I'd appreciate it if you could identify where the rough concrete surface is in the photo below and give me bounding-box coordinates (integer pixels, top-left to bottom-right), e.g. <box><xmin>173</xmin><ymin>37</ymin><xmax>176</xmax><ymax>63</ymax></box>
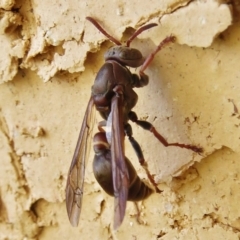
<box><xmin>0</xmin><ymin>0</ymin><xmax>239</xmax><ymax>239</ymax></box>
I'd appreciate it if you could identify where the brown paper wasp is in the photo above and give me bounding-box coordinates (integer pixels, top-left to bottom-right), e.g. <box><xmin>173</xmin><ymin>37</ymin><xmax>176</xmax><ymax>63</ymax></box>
<box><xmin>66</xmin><ymin>17</ymin><xmax>202</xmax><ymax>230</ymax></box>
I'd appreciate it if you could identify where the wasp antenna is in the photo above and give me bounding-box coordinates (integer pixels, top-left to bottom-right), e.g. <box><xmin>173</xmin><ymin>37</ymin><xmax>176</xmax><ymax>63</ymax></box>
<box><xmin>126</xmin><ymin>23</ymin><xmax>157</xmax><ymax>47</ymax></box>
<box><xmin>86</xmin><ymin>17</ymin><xmax>122</xmax><ymax>46</ymax></box>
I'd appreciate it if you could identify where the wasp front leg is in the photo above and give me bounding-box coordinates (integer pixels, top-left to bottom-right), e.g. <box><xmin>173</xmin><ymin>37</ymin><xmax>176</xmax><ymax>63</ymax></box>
<box><xmin>132</xmin><ymin>36</ymin><xmax>176</xmax><ymax>89</ymax></box>
<box><xmin>139</xmin><ymin>36</ymin><xmax>176</xmax><ymax>74</ymax></box>
<box><xmin>132</xmin><ymin>73</ymin><xmax>149</xmax><ymax>88</ymax></box>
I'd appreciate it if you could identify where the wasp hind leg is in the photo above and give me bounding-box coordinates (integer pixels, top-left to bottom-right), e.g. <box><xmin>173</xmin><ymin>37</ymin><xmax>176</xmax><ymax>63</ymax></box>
<box><xmin>124</xmin><ymin>123</ymin><xmax>162</xmax><ymax>194</ymax></box>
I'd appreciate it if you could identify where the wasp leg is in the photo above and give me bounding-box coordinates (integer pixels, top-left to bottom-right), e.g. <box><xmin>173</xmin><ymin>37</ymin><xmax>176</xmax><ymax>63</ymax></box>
<box><xmin>128</xmin><ymin>111</ymin><xmax>203</xmax><ymax>153</ymax></box>
<box><xmin>133</xmin><ymin>202</ymin><xmax>144</xmax><ymax>225</ymax></box>
<box><xmin>139</xmin><ymin>36</ymin><xmax>175</xmax><ymax>74</ymax></box>
<box><xmin>131</xmin><ymin>36</ymin><xmax>175</xmax><ymax>89</ymax></box>
<box><xmin>124</xmin><ymin>123</ymin><xmax>162</xmax><ymax>193</ymax></box>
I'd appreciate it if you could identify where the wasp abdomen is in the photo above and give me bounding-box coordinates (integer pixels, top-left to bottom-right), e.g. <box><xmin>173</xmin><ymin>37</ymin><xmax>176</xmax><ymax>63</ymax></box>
<box><xmin>93</xmin><ymin>132</ymin><xmax>153</xmax><ymax>201</ymax></box>
<box><xmin>127</xmin><ymin>157</ymin><xmax>153</xmax><ymax>201</ymax></box>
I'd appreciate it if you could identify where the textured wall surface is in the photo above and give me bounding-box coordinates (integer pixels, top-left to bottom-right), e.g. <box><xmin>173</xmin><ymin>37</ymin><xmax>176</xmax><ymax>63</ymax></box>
<box><xmin>0</xmin><ymin>0</ymin><xmax>239</xmax><ymax>239</ymax></box>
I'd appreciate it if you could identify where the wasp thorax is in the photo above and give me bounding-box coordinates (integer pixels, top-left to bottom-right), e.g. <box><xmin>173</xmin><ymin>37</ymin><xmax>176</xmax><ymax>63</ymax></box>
<box><xmin>104</xmin><ymin>46</ymin><xmax>144</xmax><ymax>68</ymax></box>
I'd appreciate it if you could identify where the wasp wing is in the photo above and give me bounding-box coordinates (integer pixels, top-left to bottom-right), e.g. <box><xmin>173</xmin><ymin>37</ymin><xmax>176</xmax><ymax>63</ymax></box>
<box><xmin>66</xmin><ymin>96</ymin><xmax>95</xmax><ymax>227</ymax></box>
<box><xmin>108</xmin><ymin>94</ymin><xmax>129</xmax><ymax>230</ymax></box>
